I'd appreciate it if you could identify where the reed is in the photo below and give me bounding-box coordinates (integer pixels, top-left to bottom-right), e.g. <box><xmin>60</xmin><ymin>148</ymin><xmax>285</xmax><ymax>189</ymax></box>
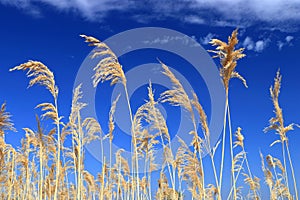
<box><xmin>0</xmin><ymin>29</ymin><xmax>298</xmax><ymax>200</ymax></box>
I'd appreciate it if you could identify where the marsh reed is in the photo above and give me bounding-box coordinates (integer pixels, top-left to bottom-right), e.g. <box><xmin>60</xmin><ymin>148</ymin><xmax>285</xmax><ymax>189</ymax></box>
<box><xmin>0</xmin><ymin>29</ymin><xmax>297</xmax><ymax>200</ymax></box>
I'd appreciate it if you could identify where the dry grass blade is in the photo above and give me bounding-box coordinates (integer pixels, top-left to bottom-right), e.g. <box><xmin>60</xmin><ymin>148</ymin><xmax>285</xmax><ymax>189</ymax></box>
<box><xmin>243</xmin><ymin>173</ymin><xmax>260</xmax><ymax>193</ymax></box>
<box><xmin>69</xmin><ymin>84</ymin><xmax>87</xmax><ymax>125</ymax></box>
<box><xmin>233</xmin><ymin>151</ymin><xmax>245</xmax><ymax>173</ymax></box>
<box><xmin>176</xmin><ymin>137</ymin><xmax>204</xmax><ymax>199</ymax></box>
<box><xmin>10</xmin><ymin>60</ymin><xmax>57</xmax><ymax>98</ymax></box>
<box><xmin>148</xmin><ymin>82</ymin><xmax>170</xmax><ymax>142</ymax></box>
<box><xmin>133</xmin><ymin>97</ymin><xmax>169</xmax><ymax>144</ymax></box>
<box><xmin>116</xmin><ymin>149</ymin><xmax>130</xmax><ymax>176</ymax></box>
<box><xmin>80</xmin><ymin>34</ymin><xmax>126</xmax><ymax>87</ymax></box>
<box><xmin>109</xmin><ymin>94</ymin><xmax>120</xmax><ymax>142</ymax></box>
<box><xmin>82</xmin><ymin>118</ymin><xmax>101</xmax><ymax>145</ymax></box>
<box><xmin>36</xmin><ymin>103</ymin><xmax>58</xmax><ymax>122</ymax></box>
<box><xmin>191</xmin><ymin>92</ymin><xmax>209</xmax><ymax>140</ymax></box>
<box><xmin>260</xmin><ymin>152</ymin><xmax>274</xmax><ymax>188</ymax></box>
<box><xmin>83</xmin><ymin>170</ymin><xmax>96</xmax><ymax>194</ymax></box>
<box><xmin>0</xmin><ymin>103</ymin><xmax>16</xmax><ymax>137</ymax></box>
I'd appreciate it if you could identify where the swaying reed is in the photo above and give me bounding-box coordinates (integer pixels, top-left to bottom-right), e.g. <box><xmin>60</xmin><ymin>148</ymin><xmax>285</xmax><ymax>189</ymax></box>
<box><xmin>264</xmin><ymin>70</ymin><xmax>298</xmax><ymax>199</ymax></box>
<box><xmin>159</xmin><ymin>61</ymin><xmax>206</xmax><ymax>195</ymax></box>
<box><xmin>209</xmin><ymin>29</ymin><xmax>247</xmax><ymax>198</ymax></box>
<box><xmin>10</xmin><ymin>60</ymin><xmax>62</xmax><ymax>200</ymax></box>
<box><xmin>0</xmin><ymin>102</ymin><xmax>16</xmax><ymax>137</ymax></box>
<box><xmin>80</xmin><ymin>34</ymin><xmax>141</xmax><ymax>199</ymax></box>
<box><xmin>0</xmin><ymin>29</ymin><xmax>299</xmax><ymax>200</ymax></box>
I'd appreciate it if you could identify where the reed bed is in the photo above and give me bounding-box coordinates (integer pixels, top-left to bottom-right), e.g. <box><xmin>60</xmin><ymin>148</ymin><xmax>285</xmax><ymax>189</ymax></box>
<box><xmin>0</xmin><ymin>29</ymin><xmax>298</xmax><ymax>199</ymax></box>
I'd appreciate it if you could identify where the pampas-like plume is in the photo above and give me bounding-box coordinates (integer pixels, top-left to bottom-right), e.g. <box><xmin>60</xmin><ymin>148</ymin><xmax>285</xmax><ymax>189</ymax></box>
<box><xmin>159</xmin><ymin>61</ymin><xmax>207</xmax><ymax>196</ymax></box>
<box><xmin>208</xmin><ymin>29</ymin><xmax>247</xmax><ymax>92</ymax></box>
<box><xmin>191</xmin><ymin>92</ymin><xmax>220</xmax><ymax>194</ymax></box>
<box><xmin>10</xmin><ymin>60</ymin><xmax>58</xmax><ymax>98</ymax></box>
<box><xmin>10</xmin><ymin>60</ymin><xmax>62</xmax><ymax>200</ymax></box>
<box><xmin>208</xmin><ymin>29</ymin><xmax>247</xmax><ymax>198</ymax></box>
<box><xmin>264</xmin><ymin>70</ymin><xmax>294</xmax><ymax>144</ymax></box>
<box><xmin>243</xmin><ymin>173</ymin><xmax>260</xmax><ymax>198</ymax></box>
<box><xmin>234</xmin><ymin>127</ymin><xmax>244</xmax><ymax>148</ymax></box>
<box><xmin>159</xmin><ymin>61</ymin><xmax>192</xmax><ymax>114</ymax></box>
<box><xmin>80</xmin><ymin>34</ymin><xmax>126</xmax><ymax>87</ymax></box>
<box><xmin>264</xmin><ymin>70</ymin><xmax>298</xmax><ymax>199</ymax></box>
<box><xmin>0</xmin><ymin>103</ymin><xmax>16</xmax><ymax>137</ymax></box>
<box><xmin>81</xmin><ymin>34</ymin><xmax>141</xmax><ymax>198</ymax></box>
<box><xmin>108</xmin><ymin>95</ymin><xmax>120</xmax><ymax>142</ymax></box>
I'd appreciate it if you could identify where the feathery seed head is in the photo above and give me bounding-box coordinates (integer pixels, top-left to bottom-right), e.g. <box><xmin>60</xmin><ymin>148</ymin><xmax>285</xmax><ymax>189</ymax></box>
<box><xmin>208</xmin><ymin>29</ymin><xmax>247</xmax><ymax>93</ymax></box>
<box><xmin>80</xmin><ymin>34</ymin><xmax>127</xmax><ymax>87</ymax></box>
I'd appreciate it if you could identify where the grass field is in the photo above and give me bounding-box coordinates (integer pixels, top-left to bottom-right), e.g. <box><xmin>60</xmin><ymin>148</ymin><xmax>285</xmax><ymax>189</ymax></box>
<box><xmin>0</xmin><ymin>29</ymin><xmax>298</xmax><ymax>200</ymax></box>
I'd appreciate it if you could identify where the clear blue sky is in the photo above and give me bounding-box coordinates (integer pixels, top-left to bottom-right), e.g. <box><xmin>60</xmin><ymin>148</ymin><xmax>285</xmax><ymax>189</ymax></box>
<box><xmin>1</xmin><ymin>0</ymin><xmax>300</xmax><ymax>198</ymax></box>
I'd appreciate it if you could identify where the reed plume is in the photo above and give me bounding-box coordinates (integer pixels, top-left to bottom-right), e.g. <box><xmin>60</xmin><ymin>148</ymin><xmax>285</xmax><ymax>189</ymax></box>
<box><xmin>159</xmin><ymin>60</ymin><xmax>206</xmax><ymax>197</ymax></box>
<box><xmin>0</xmin><ymin>103</ymin><xmax>16</xmax><ymax>137</ymax></box>
<box><xmin>209</xmin><ymin>29</ymin><xmax>247</xmax><ymax>197</ymax></box>
<box><xmin>80</xmin><ymin>34</ymin><xmax>126</xmax><ymax>87</ymax></box>
<box><xmin>264</xmin><ymin>70</ymin><xmax>298</xmax><ymax>199</ymax></box>
<box><xmin>208</xmin><ymin>29</ymin><xmax>247</xmax><ymax>93</ymax></box>
<box><xmin>81</xmin><ymin>34</ymin><xmax>140</xmax><ymax>199</ymax></box>
<box><xmin>10</xmin><ymin>60</ymin><xmax>62</xmax><ymax>200</ymax></box>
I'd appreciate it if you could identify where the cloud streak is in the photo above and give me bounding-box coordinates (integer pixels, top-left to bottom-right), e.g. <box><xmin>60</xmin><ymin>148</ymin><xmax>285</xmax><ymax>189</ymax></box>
<box><xmin>200</xmin><ymin>33</ymin><xmax>217</xmax><ymax>45</ymax></box>
<box><xmin>1</xmin><ymin>0</ymin><xmax>300</xmax><ymax>31</ymax></box>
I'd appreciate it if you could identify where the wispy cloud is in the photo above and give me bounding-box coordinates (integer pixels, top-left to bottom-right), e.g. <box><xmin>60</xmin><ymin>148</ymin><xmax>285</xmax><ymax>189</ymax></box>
<box><xmin>277</xmin><ymin>35</ymin><xmax>294</xmax><ymax>50</ymax></box>
<box><xmin>243</xmin><ymin>37</ymin><xmax>255</xmax><ymax>51</ymax></box>
<box><xmin>200</xmin><ymin>33</ymin><xmax>217</xmax><ymax>45</ymax></box>
<box><xmin>254</xmin><ymin>40</ymin><xmax>267</xmax><ymax>52</ymax></box>
<box><xmin>0</xmin><ymin>0</ymin><xmax>131</xmax><ymax>19</ymax></box>
<box><xmin>184</xmin><ymin>15</ymin><xmax>205</xmax><ymax>24</ymax></box>
<box><xmin>242</xmin><ymin>36</ymin><xmax>270</xmax><ymax>53</ymax></box>
<box><xmin>1</xmin><ymin>0</ymin><xmax>300</xmax><ymax>31</ymax></box>
<box><xmin>143</xmin><ymin>35</ymin><xmax>200</xmax><ymax>47</ymax></box>
<box><xmin>286</xmin><ymin>35</ymin><xmax>294</xmax><ymax>43</ymax></box>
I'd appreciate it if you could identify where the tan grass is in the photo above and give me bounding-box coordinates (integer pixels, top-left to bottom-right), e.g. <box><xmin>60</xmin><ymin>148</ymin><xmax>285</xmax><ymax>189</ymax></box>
<box><xmin>0</xmin><ymin>29</ymin><xmax>298</xmax><ymax>200</ymax></box>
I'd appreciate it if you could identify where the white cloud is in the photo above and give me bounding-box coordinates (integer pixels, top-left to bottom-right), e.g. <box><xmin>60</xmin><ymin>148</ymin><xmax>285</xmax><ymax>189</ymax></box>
<box><xmin>184</xmin><ymin>15</ymin><xmax>205</xmax><ymax>24</ymax></box>
<box><xmin>0</xmin><ymin>0</ymin><xmax>131</xmax><ymax>19</ymax></box>
<box><xmin>243</xmin><ymin>37</ymin><xmax>254</xmax><ymax>50</ymax></box>
<box><xmin>254</xmin><ymin>40</ymin><xmax>267</xmax><ymax>52</ymax></box>
<box><xmin>242</xmin><ymin>37</ymin><xmax>269</xmax><ymax>52</ymax></box>
<box><xmin>277</xmin><ymin>35</ymin><xmax>294</xmax><ymax>50</ymax></box>
<box><xmin>277</xmin><ymin>41</ymin><xmax>285</xmax><ymax>51</ymax></box>
<box><xmin>285</xmin><ymin>35</ymin><xmax>294</xmax><ymax>43</ymax></box>
<box><xmin>1</xmin><ymin>0</ymin><xmax>300</xmax><ymax>31</ymax></box>
<box><xmin>143</xmin><ymin>35</ymin><xmax>200</xmax><ymax>47</ymax></box>
<box><xmin>200</xmin><ymin>33</ymin><xmax>217</xmax><ymax>45</ymax></box>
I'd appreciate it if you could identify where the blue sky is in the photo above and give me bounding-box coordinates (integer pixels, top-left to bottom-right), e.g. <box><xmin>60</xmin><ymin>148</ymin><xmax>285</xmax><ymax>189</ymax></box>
<box><xmin>1</xmin><ymin>0</ymin><xmax>300</xmax><ymax>198</ymax></box>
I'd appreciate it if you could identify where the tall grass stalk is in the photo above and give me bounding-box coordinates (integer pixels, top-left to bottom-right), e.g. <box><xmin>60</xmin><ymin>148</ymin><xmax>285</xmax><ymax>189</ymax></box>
<box><xmin>81</xmin><ymin>34</ymin><xmax>141</xmax><ymax>199</ymax></box>
<box><xmin>265</xmin><ymin>70</ymin><xmax>298</xmax><ymax>200</ymax></box>
<box><xmin>209</xmin><ymin>29</ymin><xmax>247</xmax><ymax>198</ymax></box>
